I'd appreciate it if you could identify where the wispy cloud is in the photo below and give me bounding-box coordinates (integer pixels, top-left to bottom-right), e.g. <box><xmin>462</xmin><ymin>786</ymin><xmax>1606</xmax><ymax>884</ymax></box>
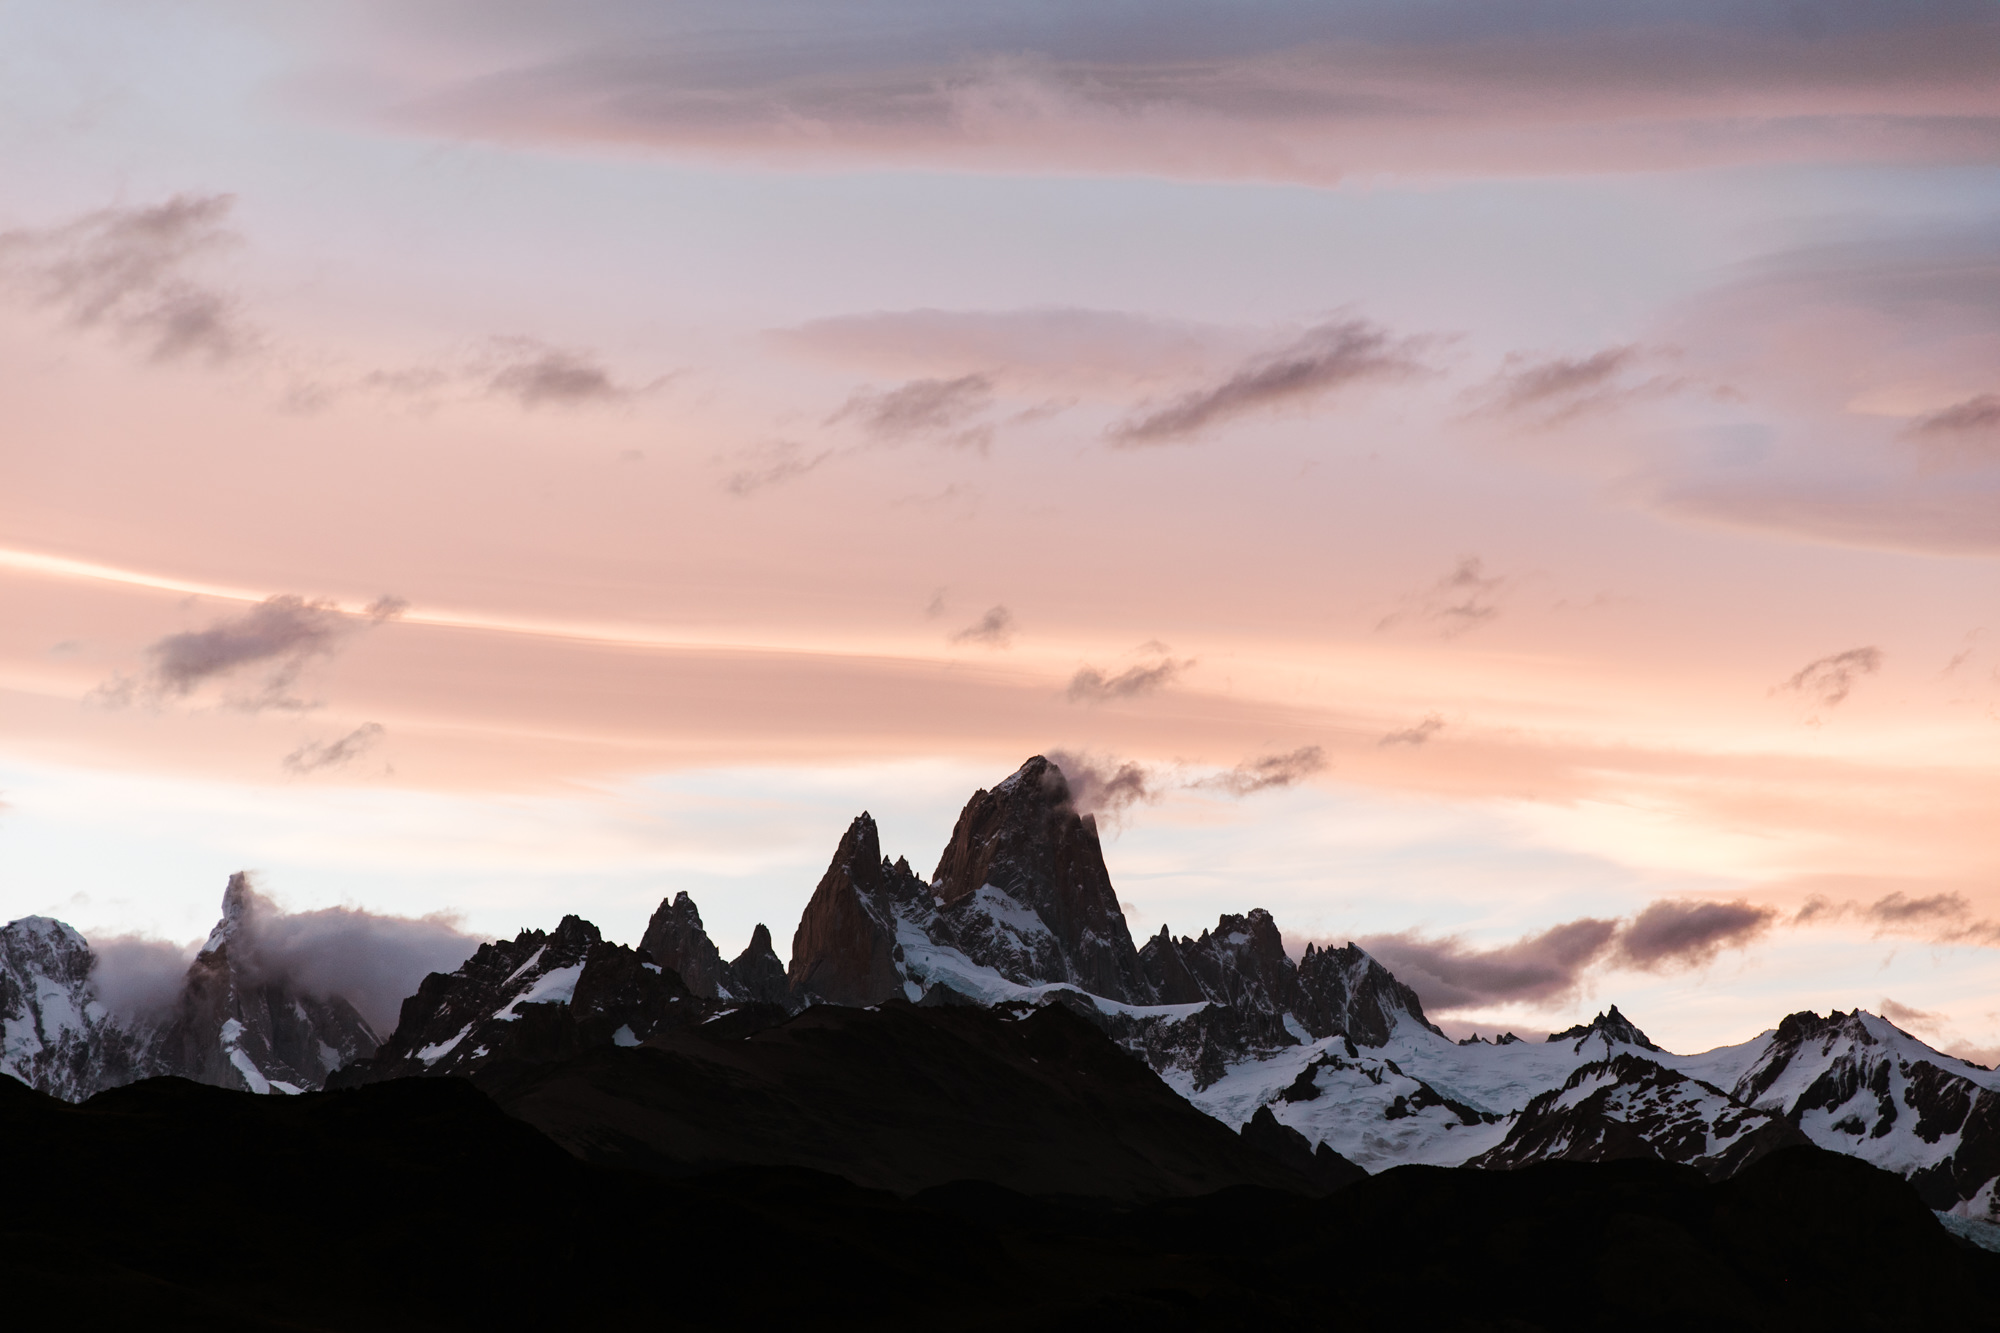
<box><xmin>1910</xmin><ymin>393</ymin><xmax>2000</xmax><ymax>437</ymax></box>
<box><xmin>1471</xmin><ymin>344</ymin><xmax>1700</xmax><ymax>425</ymax></box>
<box><xmin>1194</xmin><ymin>746</ymin><xmax>1326</xmax><ymax>796</ymax></box>
<box><xmin>1067</xmin><ymin>655</ymin><xmax>1190</xmax><ymax>703</ymax></box>
<box><xmin>0</xmin><ymin>194</ymin><xmax>253</xmax><ymax>364</ymax></box>
<box><xmin>829</xmin><ymin>373</ymin><xmax>995</xmax><ymax>449</ymax></box>
<box><xmin>1379</xmin><ymin>714</ymin><xmax>1445</xmax><ymax>747</ymax></box>
<box><xmin>949</xmin><ymin>605</ymin><xmax>1014</xmax><ymax>648</ymax></box>
<box><xmin>484</xmin><ymin>337</ymin><xmax>650</xmax><ymax>407</ymax></box>
<box><xmin>1796</xmin><ymin>889</ymin><xmax>2000</xmax><ymax>946</ymax></box>
<box><xmin>1773</xmin><ymin>646</ymin><xmax>1882</xmax><ymax>713</ymax></box>
<box><xmin>723</xmin><ymin>440</ymin><xmax>833</xmax><ymax>496</ymax></box>
<box><xmin>1108</xmin><ymin>318</ymin><xmax>1428</xmax><ymax>444</ymax></box>
<box><xmin>1377</xmin><ymin>557</ymin><xmax>1507</xmax><ymax>636</ymax></box>
<box><xmin>284</xmin><ymin>722</ymin><xmax>386</xmax><ymax>774</ymax></box>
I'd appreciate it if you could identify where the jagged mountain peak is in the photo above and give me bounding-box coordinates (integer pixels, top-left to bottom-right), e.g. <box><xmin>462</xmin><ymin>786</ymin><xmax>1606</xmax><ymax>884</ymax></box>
<box><xmin>337</xmin><ymin>911</ymin><xmax>700</xmax><ymax>1085</ymax></box>
<box><xmin>1296</xmin><ymin>941</ymin><xmax>1444</xmax><ymax>1046</ymax></box>
<box><xmin>1546</xmin><ymin>1004</ymin><xmax>1661</xmax><ymax>1053</ymax></box>
<box><xmin>927</xmin><ymin>755</ymin><xmax>1152</xmax><ymax>1005</ymax></box>
<box><xmin>199</xmin><ymin>870</ymin><xmax>258</xmax><ymax>956</ymax></box>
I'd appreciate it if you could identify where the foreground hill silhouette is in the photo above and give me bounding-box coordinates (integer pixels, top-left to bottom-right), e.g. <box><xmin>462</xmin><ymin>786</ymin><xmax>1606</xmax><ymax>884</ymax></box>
<box><xmin>4</xmin><ymin>1051</ymin><xmax>1998</xmax><ymax>1331</ymax></box>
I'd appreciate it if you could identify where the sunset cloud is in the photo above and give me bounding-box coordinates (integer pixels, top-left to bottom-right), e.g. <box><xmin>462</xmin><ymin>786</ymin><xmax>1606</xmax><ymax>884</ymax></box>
<box><xmin>1774</xmin><ymin>647</ymin><xmax>1883</xmax><ymax>711</ymax></box>
<box><xmin>283</xmin><ymin>722</ymin><xmax>386</xmax><ymax>775</ymax></box>
<box><xmin>1195</xmin><ymin>746</ymin><xmax>1326</xmax><ymax>796</ymax></box>
<box><xmin>1356</xmin><ymin>918</ymin><xmax>1622</xmax><ymax>1011</ymax></box>
<box><xmin>353</xmin><ymin>6</ymin><xmax>2000</xmax><ymax>180</ymax></box>
<box><xmin>829</xmin><ymin>373</ymin><xmax>994</xmax><ymax>448</ymax></box>
<box><xmin>1615</xmin><ymin>899</ymin><xmax>1775</xmax><ymax>971</ymax></box>
<box><xmin>98</xmin><ymin>595</ymin><xmax>403</xmax><ymax>713</ymax></box>
<box><xmin>0</xmin><ymin>194</ymin><xmax>252</xmax><ymax>363</ymax></box>
<box><xmin>485</xmin><ymin>338</ymin><xmax>638</xmax><ymax>408</ymax></box>
<box><xmin>1379</xmin><ymin>715</ymin><xmax>1445</xmax><ymax>747</ymax></box>
<box><xmin>949</xmin><ymin>605</ymin><xmax>1015</xmax><ymax>648</ymax></box>
<box><xmin>1067</xmin><ymin>656</ymin><xmax>1190</xmax><ymax>704</ymax></box>
<box><xmin>1377</xmin><ymin>558</ymin><xmax>1507</xmax><ymax>637</ymax></box>
<box><xmin>1108</xmin><ymin>319</ymin><xmax>1427</xmax><ymax>443</ymax></box>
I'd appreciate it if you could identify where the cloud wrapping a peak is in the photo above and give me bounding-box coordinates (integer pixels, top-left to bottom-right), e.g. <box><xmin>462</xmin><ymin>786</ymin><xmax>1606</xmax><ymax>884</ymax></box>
<box><xmin>219</xmin><ymin>881</ymin><xmax>483</xmax><ymax>1035</ymax></box>
<box><xmin>1046</xmin><ymin>750</ymin><xmax>1157</xmax><ymax>821</ymax></box>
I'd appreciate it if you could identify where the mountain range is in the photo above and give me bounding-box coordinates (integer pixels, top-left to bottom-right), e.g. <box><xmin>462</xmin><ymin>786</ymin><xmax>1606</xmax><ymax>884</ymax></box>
<box><xmin>7</xmin><ymin>755</ymin><xmax>1999</xmax><ymax>1247</ymax></box>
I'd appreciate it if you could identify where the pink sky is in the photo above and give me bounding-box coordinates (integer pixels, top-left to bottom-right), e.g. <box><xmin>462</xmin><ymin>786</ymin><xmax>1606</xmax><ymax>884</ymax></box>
<box><xmin>2</xmin><ymin>0</ymin><xmax>1998</xmax><ymax>1057</ymax></box>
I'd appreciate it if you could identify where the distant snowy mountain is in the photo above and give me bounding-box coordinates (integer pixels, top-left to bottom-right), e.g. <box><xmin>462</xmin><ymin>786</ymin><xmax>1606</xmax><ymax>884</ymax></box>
<box><xmin>0</xmin><ymin>916</ymin><xmax>160</xmax><ymax>1099</ymax></box>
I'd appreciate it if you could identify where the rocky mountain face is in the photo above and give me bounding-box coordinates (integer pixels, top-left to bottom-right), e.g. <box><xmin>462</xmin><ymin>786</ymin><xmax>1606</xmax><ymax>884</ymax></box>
<box><xmin>640</xmin><ymin>891</ymin><xmax>788</xmax><ymax>1006</ymax></box>
<box><xmin>332</xmin><ymin>913</ymin><xmax>705</xmax><ymax>1085</ymax></box>
<box><xmin>3</xmin><ymin>876</ymin><xmax>378</xmax><ymax>1099</ymax></box>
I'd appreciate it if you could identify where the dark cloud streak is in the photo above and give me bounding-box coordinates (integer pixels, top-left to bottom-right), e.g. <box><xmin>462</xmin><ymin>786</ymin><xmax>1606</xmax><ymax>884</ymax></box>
<box><xmin>1108</xmin><ymin>319</ymin><xmax>1427</xmax><ymax>444</ymax></box>
<box><xmin>1615</xmin><ymin>899</ymin><xmax>1774</xmax><ymax>971</ymax></box>
<box><xmin>949</xmin><ymin>605</ymin><xmax>1014</xmax><ymax>647</ymax></box>
<box><xmin>1066</xmin><ymin>656</ymin><xmax>1190</xmax><ymax>703</ymax></box>
<box><xmin>284</xmin><ymin>723</ymin><xmax>387</xmax><ymax>775</ymax></box>
<box><xmin>1195</xmin><ymin>746</ymin><xmax>1326</xmax><ymax>796</ymax></box>
<box><xmin>0</xmin><ymin>194</ymin><xmax>252</xmax><ymax>363</ymax></box>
